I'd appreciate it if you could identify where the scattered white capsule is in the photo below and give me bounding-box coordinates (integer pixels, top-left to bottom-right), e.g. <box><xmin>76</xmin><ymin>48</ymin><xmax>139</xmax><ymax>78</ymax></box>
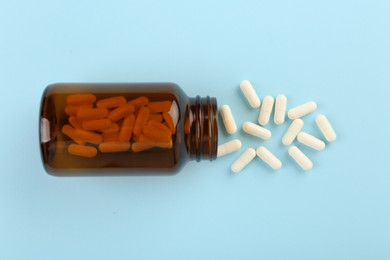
<box><xmin>231</xmin><ymin>148</ymin><xmax>256</xmax><ymax>173</ymax></box>
<box><xmin>297</xmin><ymin>132</ymin><xmax>326</xmax><ymax>151</ymax></box>
<box><xmin>316</xmin><ymin>114</ymin><xmax>337</xmax><ymax>142</ymax></box>
<box><xmin>288</xmin><ymin>101</ymin><xmax>317</xmax><ymax>120</ymax></box>
<box><xmin>288</xmin><ymin>146</ymin><xmax>313</xmax><ymax>171</ymax></box>
<box><xmin>242</xmin><ymin>122</ymin><xmax>272</xmax><ymax>140</ymax></box>
<box><xmin>240</xmin><ymin>80</ymin><xmax>261</xmax><ymax>108</ymax></box>
<box><xmin>220</xmin><ymin>105</ymin><xmax>237</xmax><ymax>134</ymax></box>
<box><xmin>217</xmin><ymin>139</ymin><xmax>242</xmax><ymax>157</ymax></box>
<box><xmin>258</xmin><ymin>96</ymin><xmax>274</xmax><ymax>126</ymax></box>
<box><xmin>274</xmin><ymin>95</ymin><xmax>287</xmax><ymax>125</ymax></box>
<box><xmin>282</xmin><ymin>119</ymin><xmax>304</xmax><ymax>146</ymax></box>
<box><xmin>256</xmin><ymin>146</ymin><xmax>282</xmax><ymax>170</ymax></box>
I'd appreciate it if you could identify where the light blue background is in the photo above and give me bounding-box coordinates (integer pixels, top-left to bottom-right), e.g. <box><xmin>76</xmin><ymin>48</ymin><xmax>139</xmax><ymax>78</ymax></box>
<box><xmin>1</xmin><ymin>0</ymin><xmax>389</xmax><ymax>259</ymax></box>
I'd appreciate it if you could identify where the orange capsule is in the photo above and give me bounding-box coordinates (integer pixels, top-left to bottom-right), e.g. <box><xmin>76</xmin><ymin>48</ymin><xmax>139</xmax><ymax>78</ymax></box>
<box><xmin>148</xmin><ymin>113</ymin><xmax>163</xmax><ymax>123</ymax></box>
<box><xmin>119</xmin><ymin>114</ymin><xmax>136</xmax><ymax>142</ymax></box>
<box><xmin>96</xmin><ymin>96</ymin><xmax>127</xmax><ymax>109</ymax></box>
<box><xmin>128</xmin><ymin>96</ymin><xmax>149</xmax><ymax>108</ymax></box>
<box><xmin>101</xmin><ymin>122</ymin><xmax>120</xmax><ymax>133</ymax></box>
<box><xmin>68</xmin><ymin>116</ymin><xmax>83</xmax><ymax>129</ymax></box>
<box><xmin>131</xmin><ymin>142</ymin><xmax>154</xmax><ymax>152</ymax></box>
<box><xmin>139</xmin><ymin>135</ymin><xmax>173</xmax><ymax>149</ymax></box>
<box><xmin>99</xmin><ymin>142</ymin><xmax>131</xmax><ymax>153</ymax></box>
<box><xmin>162</xmin><ymin>112</ymin><xmax>176</xmax><ymax>134</ymax></box>
<box><xmin>77</xmin><ymin>107</ymin><xmax>109</xmax><ymax>120</ymax></box>
<box><xmin>107</xmin><ymin>104</ymin><xmax>134</xmax><ymax>122</ymax></box>
<box><xmin>147</xmin><ymin>101</ymin><xmax>172</xmax><ymax>113</ymax></box>
<box><xmin>62</xmin><ymin>125</ymin><xmax>85</xmax><ymax>145</ymax></box>
<box><xmin>143</xmin><ymin>121</ymin><xmax>171</xmax><ymax>142</ymax></box>
<box><xmin>82</xmin><ymin>119</ymin><xmax>111</xmax><ymax>131</ymax></box>
<box><xmin>102</xmin><ymin>132</ymin><xmax>119</xmax><ymax>142</ymax></box>
<box><xmin>72</xmin><ymin>128</ymin><xmax>102</xmax><ymax>144</ymax></box>
<box><xmin>68</xmin><ymin>144</ymin><xmax>97</xmax><ymax>158</ymax></box>
<box><xmin>66</xmin><ymin>94</ymin><xmax>96</xmax><ymax>105</ymax></box>
<box><xmin>133</xmin><ymin>107</ymin><xmax>150</xmax><ymax>136</ymax></box>
<box><xmin>65</xmin><ymin>106</ymin><xmax>77</xmax><ymax>116</ymax></box>
<box><xmin>64</xmin><ymin>104</ymin><xmax>93</xmax><ymax>116</ymax></box>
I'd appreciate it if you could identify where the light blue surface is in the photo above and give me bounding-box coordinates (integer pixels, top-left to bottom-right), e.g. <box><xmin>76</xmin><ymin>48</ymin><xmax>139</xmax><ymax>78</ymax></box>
<box><xmin>1</xmin><ymin>0</ymin><xmax>390</xmax><ymax>259</ymax></box>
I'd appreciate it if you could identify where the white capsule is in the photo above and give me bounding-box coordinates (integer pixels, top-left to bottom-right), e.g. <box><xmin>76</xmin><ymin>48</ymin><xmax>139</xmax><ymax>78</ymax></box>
<box><xmin>217</xmin><ymin>139</ymin><xmax>242</xmax><ymax>157</ymax></box>
<box><xmin>231</xmin><ymin>148</ymin><xmax>256</xmax><ymax>173</ymax></box>
<box><xmin>258</xmin><ymin>96</ymin><xmax>274</xmax><ymax>126</ymax></box>
<box><xmin>297</xmin><ymin>132</ymin><xmax>326</xmax><ymax>151</ymax></box>
<box><xmin>316</xmin><ymin>114</ymin><xmax>337</xmax><ymax>142</ymax></box>
<box><xmin>288</xmin><ymin>101</ymin><xmax>317</xmax><ymax>119</ymax></box>
<box><xmin>220</xmin><ymin>105</ymin><xmax>237</xmax><ymax>134</ymax></box>
<box><xmin>288</xmin><ymin>146</ymin><xmax>313</xmax><ymax>171</ymax></box>
<box><xmin>242</xmin><ymin>122</ymin><xmax>272</xmax><ymax>140</ymax></box>
<box><xmin>282</xmin><ymin>119</ymin><xmax>304</xmax><ymax>146</ymax></box>
<box><xmin>240</xmin><ymin>80</ymin><xmax>261</xmax><ymax>108</ymax></box>
<box><xmin>256</xmin><ymin>146</ymin><xmax>282</xmax><ymax>170</ymax></box>
<box><xmin>274</xmin><ymin>95</ymin><xmax>287</xmax><ymax>125</ymax></box>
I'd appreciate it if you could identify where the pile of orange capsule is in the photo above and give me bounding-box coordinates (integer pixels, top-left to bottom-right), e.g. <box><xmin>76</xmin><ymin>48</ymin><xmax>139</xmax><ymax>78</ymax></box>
<box><xmin>62</xmin><ymin>94</ymin><xmax>176</xmax><ymax>158</ymax></box>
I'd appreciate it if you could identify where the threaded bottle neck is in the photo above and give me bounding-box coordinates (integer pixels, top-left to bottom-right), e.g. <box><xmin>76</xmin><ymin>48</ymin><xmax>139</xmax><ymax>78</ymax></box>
<box><xmin>186</xmin><ymin>96</ymin><xmax>218</xmax><ymax>162</ymax></box>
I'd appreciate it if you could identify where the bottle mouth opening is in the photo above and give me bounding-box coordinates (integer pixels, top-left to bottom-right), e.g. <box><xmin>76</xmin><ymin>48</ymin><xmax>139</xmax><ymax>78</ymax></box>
<box><xmin>193</xmin><ymin>95</ymin><xmax>218</xmax><ymax>162</ymax></box>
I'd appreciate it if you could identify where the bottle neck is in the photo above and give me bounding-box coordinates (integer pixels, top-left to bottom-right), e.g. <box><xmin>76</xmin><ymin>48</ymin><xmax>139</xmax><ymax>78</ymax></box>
<box><xmin>186</xmin><ymin>96</ymin><xmax>218</xmax><ymax>162</ymax></box>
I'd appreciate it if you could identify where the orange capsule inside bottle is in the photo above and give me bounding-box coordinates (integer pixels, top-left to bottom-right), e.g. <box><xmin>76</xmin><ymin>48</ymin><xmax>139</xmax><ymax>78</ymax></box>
<box><xmin>148</xmin><ymin>113</ymin><xmax>163</xmax><ymax>123</ymax></box>
<box><xmin>101</xmin><ymin>122</ymin><xmax>120</xmax><ymax>133</ymax></box>
<box><xmin>107</xmin><ymin>104</ymin><xmax>134</xmax><ymax>122</ymax></box>
<box><xmin>142</xmin><ymin>121</ymin><xmax>171</xmax><ymax>142</ymax></box>
<box><xmin>82</xmin><ymin>119</ymin><xmax>112</xmax><ymax>131</ymax></box>
<box><xmin>68</xmin><ymin>144</ymin><xmax>98</xmax><ymax>158</ymax></box>
<box><xmin>147</xmin><ymin>101</ymin><xmax>172</xmax><ymax>113</ymax></box>
<box><xmin>68</xmin><ymin>116</ymin><xmax>83</xmax><ymax>129</ymax></box>
<box><xmin>139</xmin><ymin>135</ymin><xmax>173</xmax><ymax>149</ymax></box>
<box><xmin>133</xmin><ymin>107</ymin><xmax>150</xmax><ymax>136</ymax></box>
<box><xmin>128</xmin><ymin>96</ymin><xmax>149</xmax><ymax>108</ymax></box>
<box><xmin>118</xmin><ymin>114</ymin><xmax>136</xmax><ymax>142</ymax></box>
<box><xmin>131</xmin><ymin>142</ymin><xmax>154</xmax><ymax>152</ymax></box>
<box><xmin>102</xmin><ymin>132</ymin><xmax>119</xmax><ymax>142</ymax></box>
<box><xmin>77</xmin><ymin>107</ymin><xmax>109</xmax><ymax>120</ymax></box>
<box><xmin>61</xmin><ymin>125</ymin><xmax>85</xmax><ymax>145</ymax></box>
<box><xmin>66</xmin><ymin>94</ymin><xmax>96</xmax><ymax>106</ymax></box>
<box><xmin>65</xmin><ymin>104</ymin><xmax>93</xmax><ymax>116</ymax></box>
<box><xmin>162</xmin><ymin>112</ymin><xmax>176</xmax><ymax>134</ymax></box>
<box><xmin>96</xmin><ymin>96</ymin><xmax>127</xmax><ymax>109</ymax></box>
<box><xmin>99</xmin><ymin>142</ymin><xmax>131</xmax><ymax>153</ymax></box>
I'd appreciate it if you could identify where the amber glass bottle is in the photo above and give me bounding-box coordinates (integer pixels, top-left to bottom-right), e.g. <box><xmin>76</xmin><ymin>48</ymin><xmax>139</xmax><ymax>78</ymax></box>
<box><xmin>40</xmin><ymin>83</ymin><xmax>218</xmax><ymax>176</ymax></box>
